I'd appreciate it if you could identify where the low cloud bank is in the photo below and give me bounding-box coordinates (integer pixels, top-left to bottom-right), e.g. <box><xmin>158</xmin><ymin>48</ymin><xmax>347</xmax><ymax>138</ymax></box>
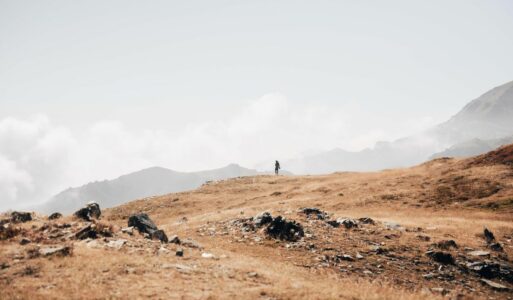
<box><xmin>0</xmin><ymin>94</ymin><xmax>437</xmax><ymax>211</ymax></box>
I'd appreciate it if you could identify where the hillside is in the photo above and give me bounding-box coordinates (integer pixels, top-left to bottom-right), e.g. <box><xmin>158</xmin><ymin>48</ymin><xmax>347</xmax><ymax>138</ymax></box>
<box><xmin>41</xmin><ymin>164</ymin><xmax>263</xmax><ymax>214</ymax></box>
<box><xmin>286</xmin><ymin>80</ymin><xmax>513</xmax><ymax>174</ymax></box>
<box><xmin>2</xmin><ymin>145</ymin><xmax>513</xmax><ymax>299</ymax></box>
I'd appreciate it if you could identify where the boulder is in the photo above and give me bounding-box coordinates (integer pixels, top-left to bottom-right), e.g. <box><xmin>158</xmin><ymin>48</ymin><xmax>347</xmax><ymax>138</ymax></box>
<box><xmin>128</xmin><ymin>213</ymin><xmax>159</xmax><ymax>234</ymax></box>
<box><xmin>128</xmin><ymin>213</ymin><xmax>168</xmax><ymax>243</ymax></box>
<box><xmin>265</xmin><ymin>216</ymin><xmax>304</xmax><ymax>241</ymax></box>
<box><xmin>11</xmin><ymin>212</ymin><xmax>32</xmax><ymax>223</ymax></box>
<box><xmin>74</xmin><ymin>202</ymin><xmax>101</xmax><ymax>221</ymax></box>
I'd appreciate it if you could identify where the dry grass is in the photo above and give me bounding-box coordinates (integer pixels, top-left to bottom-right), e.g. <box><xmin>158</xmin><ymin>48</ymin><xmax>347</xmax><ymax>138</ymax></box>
<box><xmin>2</xmin><ymin>152</ymin><xmax>513</xmax><ymax>299</ymax></box>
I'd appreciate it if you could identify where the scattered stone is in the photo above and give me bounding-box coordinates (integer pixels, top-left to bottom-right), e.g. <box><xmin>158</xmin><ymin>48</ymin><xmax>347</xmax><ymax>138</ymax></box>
<box><xmin>247</xmin><ymin>272</ymin><xmax>258</xmax><ymax>278</ymax></box>
<box><xmin>328</xmin><ymin>218</ymin><xmax>358</xmax><ymax>229</ymax></box>
<box><xmin>254</xmin><ymin>212</ymin><xmax>273</xmax><ymax>227</ymax></box>
<box><xmin>121</xmin><ymin>227</ymin><xmax>134</xmax><ymax>235</ymax></box>
<box><xmin>265</xmin><ymin>216</ymin><xmax>304</xmax><ymax>241</ymax></box>
<box><xmin>484</xmin><ymin>228</ymin><xmax>495</xmax><ymax>243</ymax></box>
<box><xmin>434</xmin><ymin>240</ymin><xmax>458</xmax><ymax>250</ymax></box>
<box><xmin>300</xmin><ymin>208</ymin><xmax>328</xmax><ymax>220</ymax></box>
<box><xmin>168</xmin><ymin>235</ymin><xmax>181</xmax><ymax>244</ymax></box>
<box><xmin>431</xmin><ymin>287</ymin><xmax>449</xmax><ymax>295</ymax></box>
<box><xmin>417</xmin><ymin>234</ymin><xmax>431</xmax><ymax>241</ymax></box>
<box><xmin>201</xmin><ymin>252</ymin><xmax>215</xmax><ymax>259</ymax></box>
<box><xmin>158</xmin><ymin>246</ymin><xmax>170</xmax><ymax>255</ymax></box>
<box><xmin>356</xmin><ymin>253</ymin><xmax>364</xmax><ymax>260</ymax></box>
<box><xmin>181</xmin><ymin>238</ymin><xmax>202</xmax><ymax>249</ymax></box>
<box><xmin>481</xmin><ymin>279</ymin><xmax>510</xmax><ymax>291</ymax></box>
<box><xmin>423</xmin><ymin>273</ymin><xmax>436</xmax><ymax>280</ymax></box>
<box><xmin>337</xmin><ymin>254</ymin><xmax>354</xmax><ymax>261</ymax></box>
<box><xmin>106</xmin><ymin>239</ymin><xmax>127</xmax><ymax>250</ymax></box>
<box><xmin>39</xmin><ymin>245</ymin><xmax>73</xmax><ymax>257</ymax></box>
<box><xmin>75</xmin><ymin>224</ymin><xmax>112</xmax><ymax>240</ymax></box>
<box><xmin>11</xmin><ymin>212</ymin><xmax>32</xmax><ymax>223</ymax></box>
<box><xmin>489</xmin><ymin>242</ymin><xmax>504</xmax><ymax>252</ymax></box>
<box><xmin>48</xmin><ymin>213</ymin><xmax>62</xmax><ymax>220</ymax></box>
<box><xmin>426</xmin><ymin>251</ymin><xmax>454</xmax><ymax>265</ymax></box>
<box><xmin>150</xmin><ymin>229</ymin><xmax>169</xmax><ymax>243</ymax></box>
<box><xmin>19</xmin><ymin>238</ymin><xmax>31</xmax><ymax>245</ymax></box>
<box><xmin>384</xmin><ymin>222</ymin><xmax>404</xmax><ymax>231</ymax></box>
<box><xmin>176</xmin><ymin>248</ymin><xmax>184</xmax><ymax>257</ymax></box>
<box><xmin>468</xmin><ymin>250</ymin><xmax>490</xmax><ymax>257</ymax></box>
<box><xmin>74</xmin><ymin>202</ymin><xmax>101</xmax><ymax>221</ymax></box>
<box><xmin>358</xmin><ymin>217</ymin><xmax>375</xmax><ymax>225</ymax></box>
<box><xmin>466</xmin><ymin>261</ymin><xmax>501</xmax><ymax>279</ymax></box>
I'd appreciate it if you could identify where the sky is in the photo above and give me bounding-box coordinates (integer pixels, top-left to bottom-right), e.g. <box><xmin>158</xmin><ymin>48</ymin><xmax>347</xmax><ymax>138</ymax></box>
<box><xmin>1</xmin><ymin>0</ymin><xmax>513</xmax><ymax>210</ymax></box>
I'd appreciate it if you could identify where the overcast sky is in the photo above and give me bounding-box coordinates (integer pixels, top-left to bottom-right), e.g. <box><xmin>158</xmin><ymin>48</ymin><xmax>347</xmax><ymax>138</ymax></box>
<box><xmin>1</xmin><ymin>0</ymin><xmax>513</xmax><ymax>210</ymax></box>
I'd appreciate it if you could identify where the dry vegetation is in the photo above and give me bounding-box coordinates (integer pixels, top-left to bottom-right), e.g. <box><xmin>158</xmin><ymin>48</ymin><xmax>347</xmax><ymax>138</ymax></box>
<box><xmin>2</xmin><ymin>145</ymin><xmax>513</xmax><ymax>299</ymax></box>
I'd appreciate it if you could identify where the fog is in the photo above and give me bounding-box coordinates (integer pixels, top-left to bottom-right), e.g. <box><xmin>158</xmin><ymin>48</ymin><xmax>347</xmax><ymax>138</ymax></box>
<box><xmin>1</xmin><ymin>1</ymin><xmax>513</xmax><ymax>211</ymax></box>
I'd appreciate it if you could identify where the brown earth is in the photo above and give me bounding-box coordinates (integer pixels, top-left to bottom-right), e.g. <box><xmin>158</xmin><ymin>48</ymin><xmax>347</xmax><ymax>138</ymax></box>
<box><xmin>1</xmin><ymin>147</ymin><xmax>513</xmax><ymax>299</ymax></box>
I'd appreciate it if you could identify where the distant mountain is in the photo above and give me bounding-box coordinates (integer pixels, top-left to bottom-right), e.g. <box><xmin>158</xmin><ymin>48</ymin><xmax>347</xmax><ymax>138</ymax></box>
<box><xmin>430</xmin><ymin>136</ymin><xmax>513</xmax><ymax>159</ymax></box>
<box><xmin>40</xmin><ymin>164</ymin><xmax>269</xmax><ymax>214</ymax></box>
<box><xmin>285</xmin><ymin>80</ymin><xmax>513</xmax><ymax>174</ymax></box>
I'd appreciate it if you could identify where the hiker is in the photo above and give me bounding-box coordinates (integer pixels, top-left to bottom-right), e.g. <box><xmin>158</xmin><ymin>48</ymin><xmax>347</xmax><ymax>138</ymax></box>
<box><xmin>275</xmin><ymin>160</ymin><xmax>281</xmax><ymax>175</ymax></box>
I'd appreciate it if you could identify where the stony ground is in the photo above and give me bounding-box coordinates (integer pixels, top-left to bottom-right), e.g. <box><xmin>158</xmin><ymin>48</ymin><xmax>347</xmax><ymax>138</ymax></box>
<box><xmin>2</xmin><ymin>146</ymin><xmax>513</xmax><ymax>299</ymax></box>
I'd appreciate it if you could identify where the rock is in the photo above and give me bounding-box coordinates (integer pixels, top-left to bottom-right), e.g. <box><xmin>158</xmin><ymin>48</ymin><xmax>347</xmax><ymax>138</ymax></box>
<box><xmin>489</xmin><ymin>242</ymin><xmax>504</xmax><ymax>252</ymax></box>
<box><xmin>468</xmin><ymin>250</ymin><xmax>490</xmax><ymax>257</ymax></box>
<box><xmin>433</xmin><ymin>240</ymin><xmax>458</xmax><ymax>250</ymax></box>
<box><xmin>300</xmin><ymin>208</ymin><xmax>328</xmax><ymax>220</ymax></box>
<box><xmin>384</xmin><ymin>222</ymin><xmax>404</xmax><ymax>231</ymax></box>
<box><xmin>358</xmin><ymin>217</ymin><xmax>375</xmax><ymax>225</ymax></box>
<box><xmin>426</xmin><ymin>251</ymin><xmax>454</xmax><ymax>265</ymax></box>
<box><xmin>39</xmin><ymin>245</ymin><xmax>73</xmax><ymax>257</ymax></box>
<box><xmin>356</xmin><ymin>253</ymin><xmax>364</xmax><ymax>259</ymax></box>
<box><xmin>48</xmin><ymin>213</ymin><xmax>62</xmax><ymax>220</ymax></box>
<box><xmin>417</xmin><ymin>234</ymin><xmax>431</xmax><ymax>241</ymax></box>
<box><xmin>128</xmin><ymin>213</ymin><xmax>158</xmax><ymax>234</ymax></box>
<box><xmin>106</xmin><ymin>239</ymin><xmax>127</xmax><ymax>249</ymax></box>
<box><xmin>181</xmin><ymin>238</ymin><xmax>202</xmax><ymax>249</ymax></box>
<box><xmin>467</xmin><ymin>261</ymin><xmax>501</xmax><ymax>279</ymax></box>
<box><xmin>128</xmin><ymin>213</ymin><xmax>168</xmax><ymax>242</ymax></box>
<box><xmin>201</xmin><ymin>252</ymin><xmax>215</xmax><ymax>259</ymax></box>
<box><xmin>168</xmin><ymin>235</ymin><xmax>181</xmax><ymax>244</ymax></box>
<box><xmin>11</xmin><ymin>212</ymin><xmax>32</xmax><ymax>223</ymax></box>
<box><xmin>431</xmin><ymin>288</ymin><xmax>449</xmax><ymax>295</ymax></box>
<box><xmin>247</xmin><ymin>272</ymin><xmax>258</xmax><ymax>278</ymax></box>
<box><xmin>336</xmin><ymin>254</ymin><xmax>354</xmax><ymax>261</ymax></box>
<box><xmin>484</xmin><ymin>228</ymin><xmax>496</xmax><ymax>243</ymax></box>
<box><xmin>19</xmin><ymin>238</ymin><xmax>31</xmax><ymax>245</ymax></box>
<box><xmin>338</xmin><ymin>218</ymin><xmax>358</xmax><ymax>229</ymax></box>
<box><xmin>158</xmin><ymin>246</ymin><xmax>170</xmax><ymax>255</ymax></box>
<box><xmin>75</xmin><ymin>225</ymin><xmax>98</xmax><ymax>240</ymax></box>
<box><xmin>176</xmin><ymin>248</ymin><xmax>184</xmax><ymax>257</ymax></box>
<box><xmin>265</xmin><ymin>216</ymin><xmax>304</xmax><ymax>241</ymax></box>
<box><xmin>327</xmin><ymin>218</ymin><xmax>357</xmax><ymax>229</ymax></box>
<box><xmin>254</xmin><ymin>212</ymin><xmax>273</xmax><ymax>227</ymax></box>
<box><xmin>481</xmin><ymin>279</ymin><xmax>510</xmax><ymax>291</ymax></box>
<box><xmin>74</xmin><ymin>202</ymin><xmax>101</xmax><ymax>221</ymax></box>
<box><xmin>121</xmin><ymin>227</ymin><xmax>134</xmax><ymax>235</ymax></box>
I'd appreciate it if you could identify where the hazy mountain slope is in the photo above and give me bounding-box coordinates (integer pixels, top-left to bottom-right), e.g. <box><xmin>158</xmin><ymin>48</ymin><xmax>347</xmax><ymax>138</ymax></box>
<box><xmin>285</xmin><ymin>80</ymin><xmax>513</xmax><ymax>174</ymax></box>
<box><xmin>430</xmin><ymin>136</ymin><xmax>513</xmax><ymax>159</ymax></box>
<box><xmin>41</xmin><ymin>164</ymin><xmax>261</xmax><ymax>214</ymax></box>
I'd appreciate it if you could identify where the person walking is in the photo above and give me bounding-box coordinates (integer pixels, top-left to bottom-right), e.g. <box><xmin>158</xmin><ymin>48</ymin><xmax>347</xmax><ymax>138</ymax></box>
<box><xmin>275</xmin><ymin>160</ymin><xmax>281</xmax><ymax>175</ymax></box>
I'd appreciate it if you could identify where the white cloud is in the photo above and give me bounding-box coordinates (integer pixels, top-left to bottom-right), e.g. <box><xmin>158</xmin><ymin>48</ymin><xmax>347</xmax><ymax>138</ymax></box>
<box><xmin>0</xmin><ymin>94</ymin><xmax>437</xmax><ymax>211</ymax></box>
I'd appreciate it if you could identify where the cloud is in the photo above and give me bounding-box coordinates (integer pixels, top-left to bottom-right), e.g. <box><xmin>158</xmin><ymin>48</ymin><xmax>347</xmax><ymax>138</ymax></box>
<box><xmin>0</xmin><ymin>94</ymin><xmax>437</xmax><ymax>211</ymax></box>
